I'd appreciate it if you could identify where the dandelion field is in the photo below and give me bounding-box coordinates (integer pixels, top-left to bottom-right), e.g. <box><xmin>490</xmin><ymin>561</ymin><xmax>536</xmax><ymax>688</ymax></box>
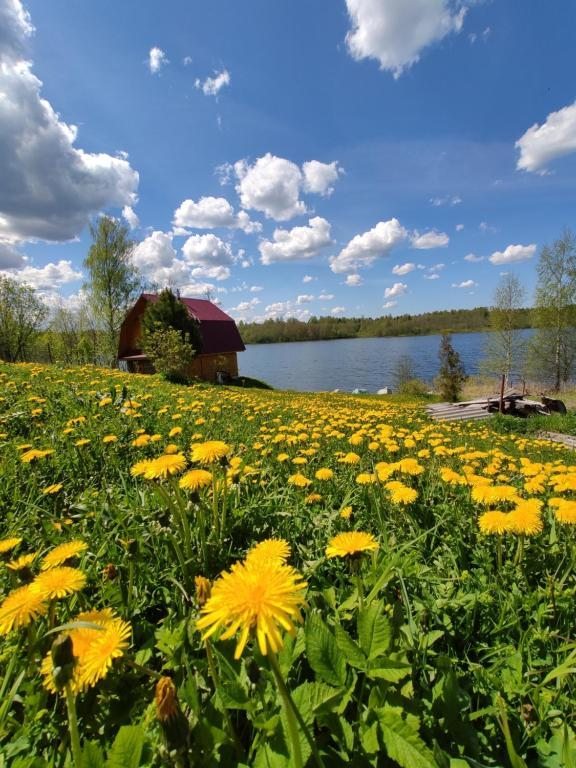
<box><xmin>0</xmin><ymin>363</ymin><xmax>575</xmax><ymax>767</ymax></box>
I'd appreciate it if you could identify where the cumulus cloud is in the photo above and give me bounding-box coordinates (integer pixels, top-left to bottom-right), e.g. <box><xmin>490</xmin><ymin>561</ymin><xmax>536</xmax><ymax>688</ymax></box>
<box><xmin>148</xmin><ymin>46</ymin><xmax>168</xmax><ymax>74</ymax></box>
<box><xmin>331</xmin><ymin>306</ymin><xmax>345</xmax><ymax>316</ymax></box>
<box><xmin>330</xmin><ymin>218</ymin><xmax>407</xmax><ymax>274</ymax></box>
<box><xmin>489</xmin><ymin>244</ymin><xmax>537</xmax><ymax>265</ymax></box>
<box><xmin>516</xmin><ymin>102</ymin><xmax>576</xmax><ymax>173</ymax></box>
<box><xmin>452</xmin><ymin>279</ymin><xmax>477</xmax><ymax>289</ymax></box>
<box><xmin>0</xmin><ymin>241</ymin><xmax>27</xmax><ymax>269</ymax></box>
<box><xmin>228</xmin><ymin>298</ymin><xmax>261</xmax><ymax>313</ymax></box>
<box><xmin>318</xmin><ymin>292</ymin><xmax>334</xmax><ymax>300</ymax></box>
<box><xmin>430</xmin><ymin>194</ymin><xmax>462</xmax><ymax>206</ymax></box>
<box><xmin>250</xmin><ymin>285</ymin><xmax>263</xmax><ymax>292</ymax></box>
<box><xmin>2</xmin><ymin>259</ymin><xmax>82</xmax><ymax>290</ymax></box>
<box><xmin>173</xmin><ymin>196</ymin><xmax>261</xmax><ymax>233</ymax></box>
<box><xmin>383</xmin><ymin>300</ymin><xmax>397</xmax><ymax>309</ymax></box>
<box><xmin>0</xmin><ymin>3</ymin><xmax>139</xmax><ymax>243</ymax></box>
<box><xmin>392</xmin><ymin>262</ymin><xmax>416</xmax><ymax>276</ymax></box>
<box><xmin>384</xmin><ymin>282</ymin><xmax>408</xmax><ymax>299</ymax></box>
<box><xmin>182</xmin><ymin>233</ymin><xmax>234</xmax><ymax>267</ymax></box>
<box><xmin>263</xmin><ymin>300</ymin><xmax>311</xmax><ymax>322</ymax></box>
<box><xmin>231</xmin><ymin>153</ymin><xmax>343</xmax><ymax>221</ymax></box>
<box><xmin>424</xmin><ymin>273</ymin><xmax>440</xmax><ymax>280</ymax></box>
<box><xmin>122</xmin><ymin>206</ymin><xmax>139</xmax><ymax>230</ymax></box>
<box><xmin>464</xmin><ymin>253</ymin><xmax>484</xmax><ymax>262</ymax></box>
<box><xmin>296</xmin><ymin>294</ymin><xmax>314</xmax><ymax>305</ymax></box>
<box><xmin>411</xmin><ymin>230</ymin><xmax>450</xmax><ymax>249</ymax></box>
<box><xmin>345</xmin><ymin>273</ymin><xmax>363</xmax><ymax>286</ymax></box>
<box><xmin>195</xmin><ymin>69</ymin><xmax>230</xmax><ymax>96</ymax></box>
<box><xmin>132</xmin><ymin>230</ymin><xmax>181</xmax><ymax>284</ymax></box>
<box><xmin>302</xmin><ymin>160</ymin><xmax>344</xmax><ymax>196</ymax></box>
<box><xmin>190</xmin><ymin>265</ymin><xmax>230</xmax><ymax>281</ymax></box>
<box><xmin>259</xmin><ymin>217</ymin><xmax>332</xmax><ymax>265</ymax></box>
<box><xmin>345</xmin><ymin>0</ymin><xmax>466</xmax><ymax>77</ymax></box>
<box><xmin>302</xmin><ymin>274</ymin><xmax>315</xmax><ymax>283</ymax></box>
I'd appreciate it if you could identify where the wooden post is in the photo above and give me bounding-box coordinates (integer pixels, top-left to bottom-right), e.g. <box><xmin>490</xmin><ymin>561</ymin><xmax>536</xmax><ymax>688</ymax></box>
<box><xmin>499</xmin><ymin>373</ymin><xmax>505</xmax><ymax>414</ymax></box>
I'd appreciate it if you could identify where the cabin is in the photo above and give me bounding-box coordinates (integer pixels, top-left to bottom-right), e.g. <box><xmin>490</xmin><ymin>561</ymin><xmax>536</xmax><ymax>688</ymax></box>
<box><xmin>117</xmin><ymin>293</ymin><xmax>245</xmax><ymax>382</ymax></box>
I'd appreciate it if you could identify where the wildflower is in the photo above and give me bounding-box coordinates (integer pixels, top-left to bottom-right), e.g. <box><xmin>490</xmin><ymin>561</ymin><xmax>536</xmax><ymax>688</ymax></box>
<box><xmin>179</xmin><ymin>469</ymin><xmax>213</xmax><ymax>491</ymax></box>
<box><xmin>326</xmin><ymin>531</ymin><xmax>379</xmax><ymax>559</ymax></box>
<box><xmin>102</xmin><ymin>435</ymin><xmax>118</xmax><ymax>444</ymax></box>
<box><xmin>30</xmin><ymin>567</ymin><xmax>86</xmax><ymax>600</ymax></box>
<box><xmin>169</xmin><ymin>427</ymin><xmax>183</xmax><ymax>437</ymax></box>
<box><xmin>395</xmin><ymin>458</ymin><xmax>424</xmax><ymax>476</ymax></box>
<box><xmin>74</xmin><ymin>439</ymin><xmax>90</xmax><ymax>447</ymax></box>
<box><xmin>508</xmin><ymin>500</ymin><xmax>543</xmax><ymax>536</ymax></box>
<box><xmin>6</xmin><ymin>553</ymin><xmax>37</xmax><ymax>571</ymax></box>
<box><xmin>305</xmin><ymin>492</ymin><xmax>323</xmax><ymax>504</ymax></box>
<box><xmin>148</xmin><ymin>454</ymin><xmax>187</xmax><ymax>479</ymax></box>
<box><xmin>549</xmin><ymin>498</ymin><xmax>576</xmax><ymax>524</ymax></box>
<box><xmin>42</xmin><ymin>484</ymin><xmax>63</xmax><ymax>495</ymax></box>
<box><xmin>194</xmin><ymin>576</ymin><xmax>212</xmax><ymax>606</ymax></box>
<box><xmin>338</xmin><ymin>452</ymin><xmax>361</xmax><ymax>465</ymax></box>
<box><xmin>41</xmin><ymin>541</ymin><xmax>88</xmax><ymax>571</ymax></box>
<box><xmin>288</xmin><ymin>472</ymin><xmax>311</xmax><ymax>488</ymax></box>
<box><xmin>246</xmin><ymin>539</ymin><xmax>291</xmax><ymax>566</ymax></box>
<box><xmin>155</xmin><ymin>676</ymin><xmax>180</xmax><ymax>722</ymax></box>
<box><xmin>0</xmin><ymin>537</ymin><xmax>22</xmax><ymax>555</ymax></box>
<box><xmin>386</xmin><ymin>481</ymin><xmax>418</xmax><ymax>505</ymax></box>
<box><xmin>21</xmin><ymin>449</ymin><xmax>53</xmax><ymax>463</ymax></box>
<box><xmin>356</xmin><ymin>473</ymin><xmax>377</xmax><ymax>485</ymax></box>
<box><xmin>132</xmin><ymin>434</ymin><xmax>151</xmax><ymax>447</ymax></box>
<box><xmin>478</xmin><ymin>511</ymin><xmax>512</xmax><ymax>535</ymax></box>
<box><xmin>0</xmin><ymin>585</ymin><xmax>48</xmax><ymax>634</ymax></box>
<box><xmin>196</xmin><ymin>558</ymin><xmax>307</xmax><ymax>659</ymax></box>
<box><xmin>190</xmin><ymin>441</ymin><xmax>230</xmax><ymax>464</ymax></box>
<box><xmin>276</xmin><ymin>453</ymin><xmax>290</xmax><ymax>462</ymax></box>
<box><xmin>471</xmin><ymin>485</ymin><xmax>520</xmax><ymax>506</ymax></box>
<box><xmin>340</xmin><ymin>506</ymin><xmax>353</xmax><ymax>520</ymax></box>
<box><xmin>315</xmin><ymin>468</ymin><xmax>334</xmax><ymax>481</ymax></box>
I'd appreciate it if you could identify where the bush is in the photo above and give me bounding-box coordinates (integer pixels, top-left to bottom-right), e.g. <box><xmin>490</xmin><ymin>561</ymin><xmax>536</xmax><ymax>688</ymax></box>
<box><xmin>141</xmin><ymin>326</ymin><xmax>195</xmax><ymax>383</ymax></box>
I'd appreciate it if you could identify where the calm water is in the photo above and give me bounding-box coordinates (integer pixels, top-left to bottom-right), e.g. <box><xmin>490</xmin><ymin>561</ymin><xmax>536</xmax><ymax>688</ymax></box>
<box><xmin>240</xmin><ymin>330</ymin><xmax>533</xmax><ymax>393</ymax></box>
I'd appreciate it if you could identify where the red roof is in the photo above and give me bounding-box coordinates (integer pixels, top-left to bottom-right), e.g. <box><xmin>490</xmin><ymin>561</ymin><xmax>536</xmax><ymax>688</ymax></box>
<box><xmin>119</xmin><ymin>293</ymin><xmax>245</xmax><ymax>357</ymax></box>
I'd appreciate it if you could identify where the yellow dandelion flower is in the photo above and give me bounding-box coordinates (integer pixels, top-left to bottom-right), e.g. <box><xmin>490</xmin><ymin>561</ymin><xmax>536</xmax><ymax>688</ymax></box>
<box><xmin>147</xmin><ymin>453</ymin><xmax>187</xmax><ymax>479</ymax></box>
<box><xmin>6</xmin><ymin>553</ymin><xmax>37</xmax><ymax>571</ymax></box>
<box><xmin>21</xmin><ymin>449</ymin><xmax>53</xmax><ymax>463</ymax></box>
<box><xmin>0</xmin><ymin>537</ymin><xmax>22</xmax><ymax>555</ymax></box>
<box><xmin>0</xmin><ymin>585</ymin><xmax>48</xmax><ymax>634</ymax></box>
<box><xmin>196</xmin><ymin>559</ymin><xmax>307</xmax><ymax>659</ymax></box>
<box><xmin>292</xmin><ymin>456</ymin><xmax>307</xmax><ymax>465</ymax></box>
<box><xmin>190</xmin><ymin>441</ymin><xmax>230</xmax><ymax>464</ymax></box>
<box><xmin>288</xmin><ymin>472</ymin><xmax>311</xmax><ymax>488</ymax></box>
<box><xmin>440</xmin><ymin>468</ymin><xmax>467</xmax><ymax>486</ymax></box>
<box><xmin>478</xmin><ymin>510</ymin><xmax>512</xmax><ymax>535</ymax></box>
<box><xmin>387</xmin><ymin>482</ymin><xmax>418</xmax><ymax>505</ymax></box>
<box><xmin>42</xmin><ymin>484</ymin><xmax>63</xmax><ymax>495</ymax></box>
<box><xmin>169</xmin><ymin>427</ymin><xmax>183</xmax><ymax>437</ymax></box>
<box><xmin>395</xmin><ymin>458</ymin><xmax>424</xmax><ymax>476</ymax></box>
<box><xmin>326</xmin><ymin>531</ymin><xmax>379</xmax><ymax>558</ymax></box>
<box><xmin>549</xmin><ymin>498</ymin><xmax>576</xmax><ymax>524</ymax></box>
<box><xmin>79</xmin><ymin>618</ymin><xmax>132</xmax><ymax>689</ymax></box>
<box><xmin>179</xmin><ymin>469</ymin><xmax>213</xmax><ymax>491</ymax></box>
<box><xmin>155</xmin><ymin>676</ymin><xmax>180</xmax><ymax>722</ymax></box>
<box><xmin>30</xmin><ymin>567</ymin><xmax>86</xmax><ymax>600</ymax></box>
<box><xmin>338</xmin><ymin>452</ymin><xmax>361</xmax><ymax>465</ymax></box>
<box><xmin>356</xmin><ymin>472</ymin><xmax>377</xmax><ymax>485</ymax></box>
<box><xmin>305</xmin><ymin>492</ymin><xmax>323</xmax><ymax>504</ymax></box>
<box><xmin>102</xmin><ymin>435</ymin><xmax>118</xmax><ymax>444</ymax></box>
<box><xmin>164</xmin><ymin>443</ymin><xmax>180</xmax><ymax>454</ymax></box>
<box><xmin>340</xmin><ymin>506</ymin><xmax>353</xmax><ymax>520</ymax></box>
<box><xmin>375</xmin><ymin>462</ymin><xmax>395</xmax><ymax>481</ymax></box>
<box><xmin>246</xmin><ymin>538</ymin><xmax>291</xmax><ymax>566</ymax></box>
<box><xmin>508</xmin><ymin>499</ymin><xmax>543</xmax><ymax>536</ymax></box>
<box><xmin>471</xmin><ymin>485</ymin><xmax>520</xmax><ymax>506</ymax></box>
<box><xmin>194</xmin><ymin>576</ymin><xmax>212</xmax><ymax>606</ymax></box>
<box><xmin>315</xmin><ymin>468</ymin><xmax>334</xmax><ymax>481</ymax></box>
<box><xmin>99</xmin><ymin>397</ymin><xmax>113</xmax><ymax>407</ymax></box>
<box><xmin>132</xmin><ymin>434</ymin><xmax>151</xmax><ymax>447</ymax></box>
<box><xmin>41</xmin><ymin>541</ymin><xmax>88</xmax><ymax>571</ymax></box>
<box><xmin>74</xmin><ymin>439</ymin><xmax>90</xmax><ymax>447</ymax></box>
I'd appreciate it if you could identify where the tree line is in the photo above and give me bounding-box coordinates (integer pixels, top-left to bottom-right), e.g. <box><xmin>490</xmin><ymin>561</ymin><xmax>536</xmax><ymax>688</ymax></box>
<box><xmin>0</xmin><ymin>221</ymin><xmax>576</xmax><ymax>391</ymax></box>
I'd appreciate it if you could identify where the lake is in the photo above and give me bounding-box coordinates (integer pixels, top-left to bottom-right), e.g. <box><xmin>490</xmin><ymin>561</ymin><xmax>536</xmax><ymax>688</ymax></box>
<box><xmin>240</xmin><ymin>330</ymin><xmax>533</xmax><ymax>393</ymax></box>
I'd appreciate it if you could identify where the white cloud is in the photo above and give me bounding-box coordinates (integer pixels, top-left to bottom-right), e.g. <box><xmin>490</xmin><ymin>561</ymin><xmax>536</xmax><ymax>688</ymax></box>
<box><xmin>250</xmin><ymin>285</ymin><xmax>263</xmax><ymax>292</ymax></box>
<box><xmin>411</xmin><ymin>230</ymin><xmax>450</xmax><ymax>249</ymax></box>
<box><xmin>331</xmin><ymin>306</ymin><xmax>346</xmax><ymax>316</ymax></box>
<box><xmin>234</xmin><ymin>154</ymin><xmax>305</xmax><ymax>221</ymax></box>
<box><xmin>148</xmin><ymin>47</ymin><xmax>168</xmax><ymax>74</ymax></box>
<box><xmin>318</xmin><ymin>292</ymin><xmax>334</xmax><ymax>300</ymax></box>
<box><xmin>383</xmin><ymin>300</ymin><xmax>397</xmax><ymax>309</ymax></box>
<box><xmin>489</xmin><ymin>243</ymin><xmax>537</xmax><ymax>265</ymax></box>
<box><xmin>345</xmin><ymin>273</ymin><xmax>363</xmax><ymax>286</ymax></box>
<box><xmin>263</xmin><ymin>300</ymin><xmax>311</xmax><ymax>322</ymax></box>
<box><xmin>296</xmin><ymin>294</ymin><xmax>314</xmax><ymax>304</ymax></box>
<box><xmin>392</xmin><ymin>262</ymin><xmax>416</xmax><ymax>276</ymax></box>
<box><xmin>516</xmin><ymin>101</ymin><xmax>576</xmax><ymax>173</ymax></box>
<box><xmin>345</xmin><ymin>0</ymin><xmax>466</xmax><ymax>77</ymax></box>
<box><xmin>302</xmin><ymin>160</ymin><xmax>344</xmax><ymax>196</ymax></box>
<box><xmin>122</xmin><ymin>206</ymin><xmax>139</xmax><ymax>230</ymax></box>
<box><xmin>384</xmin><ymin>282</ymin><xmax>408</xmax><ymax>299</ymax></box>
<box><xmin>452</xmin><ymin>279</ymin><xmax>477</xmax><ymax>289</ymax></box>
<box><xmin>330</xmin><ymin>218</ymin><xmax>407</xmax><ymax>273</ymax></box>
<box><xmin>229</xmin><ymin>298</ymin><xmax>261</xmax><ymax>313</ymax></box>
<box><xmin>430</xmin><ymin>194</ymin><xmax>462</xmax><ymax>206</ymax></box>
<box><xmin>259</xmin><ymin>217</ymin><xmax>332</xmax><ymax>265</ymax></box>
<box><xmin>302</xmin><ymin>274</ymin><xmax>315</xmax><ymax>283</ymax></box>
<box><xmin>132</xmin><ymin>230</ymin><xmax>182</xmax><ymax>285</ymax></box>
<box><xmin>173</xmin><ymin>196</ymin><xmax>260</xmax><ymax>233</ymax></box>
<box><xmin>0</xmin><ymin>8</ymin><xmax>139</xmax><ymax>243</ymax></box>
<box><xmin>2</xmin><ymin>259</ymin><xmax>81</xmax><ymax>290</ymax></box>
<box><xmin>464</xmin><ymin>253</ymin><xmax>484</xmax><ymax>262</ymax></box>
<box><xmin>183</xmin><ymin>56</ymin><xmax>193</xmax><ymax>66</ymax></box>
<box><xmin>424</xmin><ymin>273</ymin><xmax>440</xmax><ymax>280</ymax></box>
<box><xmin>479</xmin><ymin>221</ymin><xmax>497</xmax><ymax>233</ymax></box>
<box><xmin>195</xmin><ymin>69</ymin><xmax>231</xmax><ymax>97</ymax></box>
<box><xmin>191</xmin><ymin>265</ymin><xmax>230</xmax><ymax>281</ymax></box>
<box><xmin>182</xmin><ymin>233</ymin><xmax>234</xmax><ymax>267</ymax></box>
<box><xmin>455</xmin><ymin>224</ymin><xmax>465</xmax><ymax>232</ymax></box>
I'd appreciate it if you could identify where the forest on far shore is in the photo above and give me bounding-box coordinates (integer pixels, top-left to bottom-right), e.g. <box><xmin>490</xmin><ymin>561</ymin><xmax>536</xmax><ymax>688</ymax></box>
<box><xmin>238</xmin><ymin>306</ymin><xmax>533</xmax><ymax>344</ymax></box>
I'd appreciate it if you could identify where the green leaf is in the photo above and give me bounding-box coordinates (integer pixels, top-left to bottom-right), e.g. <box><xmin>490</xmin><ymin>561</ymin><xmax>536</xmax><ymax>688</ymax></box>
<box><xmin>367</xmin><ymin>652</ymin><xmax>411</xmax><ymax>683</ymax></box>
<box><xmin>105</xmin><ymin>726</ymin><xmax>145</xmax><ymax>768</ymax></box>
<box><xmin>335</xmin><ymin>623</ymin><xmax>367</xmax><ymax>670</ymax></box>
<box><xmin>357</xmin><ymin>602</ymin><xmax>392</xmax><ymax>661</ymax></box>
<box><xmin>378</xmin><ymin>708</ymin><xmax>438</xmax><ymax>768</ymax></box>
<box><xmin>361</xmin><ymin>721</ymin><xmax>380</xmax><ymax>755</ymax></box>
<box><xmin>305</xmin><ymin>613</ymin><xmax>347</xmax><ymax>687</ymax></box>
<box><xmin>82</xmin><ymin>742</ymin><xmax>105</xmax><ymax>768</ymax></box>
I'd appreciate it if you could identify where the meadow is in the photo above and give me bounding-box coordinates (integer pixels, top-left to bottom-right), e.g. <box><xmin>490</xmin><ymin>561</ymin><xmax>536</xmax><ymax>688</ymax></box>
<box><xmin>0</xmin><ymin>362</ymin><xmax>575</xmax><ymax>768</ymax></box>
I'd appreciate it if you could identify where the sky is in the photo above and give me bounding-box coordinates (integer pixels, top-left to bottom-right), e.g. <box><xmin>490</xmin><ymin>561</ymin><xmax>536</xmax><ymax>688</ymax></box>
<box><xmin>1</xmin><ymin>0</ymin><xmax>576</xmax><ymax>324</ymax></box>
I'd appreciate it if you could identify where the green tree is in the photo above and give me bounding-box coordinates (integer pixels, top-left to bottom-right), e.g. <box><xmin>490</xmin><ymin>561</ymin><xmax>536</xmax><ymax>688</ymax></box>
<box><xmin>436</xmin><ymin>333</ymin><xmax>467</xmax><ymax>401</ymax></box>
<box><xmin>141</xmin><ymin>289</ymin><xmax>201</xmax><ymax>382</ymax></box>
<box><xmin>482</xmin><ymin>273</ymin><xmax>526</xmax><ymax>385</ymax></box>
<box><xmin>528</xmin><ymin>230</ymin><xmax>576</xmax><ymax>391</ymax></box>
<box><xmin>83</xmin><ymin>215</ymin><xmax>140</xmax><ymax>364</ymax></box>
<box><xmin>0</xmin><ymin>276</ymin><xmax>48</xmax><ymax>362</ymax></box>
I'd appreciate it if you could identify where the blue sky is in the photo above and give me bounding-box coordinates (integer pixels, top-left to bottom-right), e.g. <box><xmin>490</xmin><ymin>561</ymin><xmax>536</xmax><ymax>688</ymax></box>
<box><xmin>1</xmin><ymin>0</ymin><xmax>576</xmax><ymax>323</ymax></box>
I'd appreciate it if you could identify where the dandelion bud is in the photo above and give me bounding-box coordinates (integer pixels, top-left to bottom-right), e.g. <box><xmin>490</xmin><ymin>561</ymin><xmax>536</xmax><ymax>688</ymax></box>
<box><xmin>155</xmin><ymin>676</ymin><xmax>189</xmax><ymax>752</ymax></box>
<box><xmin>194</xmin><ymin>576</ymin><xmax>211</xmax><ymax>607</ymax></box>
<box><xmin>50</xmin><ymin>634</ymin><xmax>75</xmax><ymax>690</ymax></box>
<box><xmin>102</xmin><ymin>563</ymin><xmax>118</xmax><ymax>581</ymax></box>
